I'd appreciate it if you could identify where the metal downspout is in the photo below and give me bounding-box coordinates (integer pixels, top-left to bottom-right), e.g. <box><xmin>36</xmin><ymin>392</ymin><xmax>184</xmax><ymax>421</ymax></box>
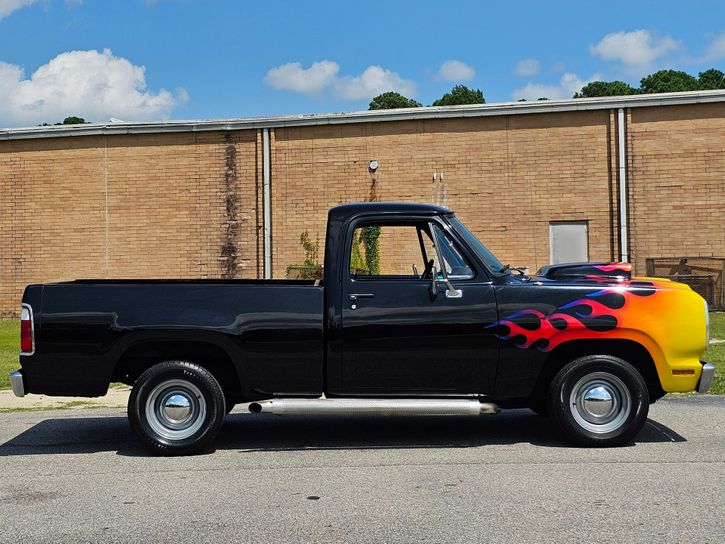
<box><xmin>617</xmin><ymin>108</ymin><xmax>629</xmax><ymax>263</ymax></box>
<box><xmin>262</xmin><ymin>128</ymin><xmax>272</xmax><ymax>278</ymax></box>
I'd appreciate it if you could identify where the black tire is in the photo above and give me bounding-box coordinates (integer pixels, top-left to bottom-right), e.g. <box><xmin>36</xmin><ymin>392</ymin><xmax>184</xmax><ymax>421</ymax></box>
<box><xmin>128</xmin><ymin>360</ymin><xmax>226</xmax><ymax>456</ymax></box>
<box><xmin>548</xmin><ymin>355</ymin><xmax>649</xmax><ymax>447</ymax></box>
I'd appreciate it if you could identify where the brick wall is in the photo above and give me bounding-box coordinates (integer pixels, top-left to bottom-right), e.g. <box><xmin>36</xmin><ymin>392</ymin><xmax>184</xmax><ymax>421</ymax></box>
<box><xmin>627</xmin><ymin>103</ymin><xmax>725</xmax><ymax>273</ymax></box>
<box><xmin>0</xmin><ymin>131</ymin><xmax>259</xmax><ymax>316</ymax></box>
<box><xmin>1</xmin><ymin>102</ymin><xmax>724</xmax><ymax>315</ymax></box>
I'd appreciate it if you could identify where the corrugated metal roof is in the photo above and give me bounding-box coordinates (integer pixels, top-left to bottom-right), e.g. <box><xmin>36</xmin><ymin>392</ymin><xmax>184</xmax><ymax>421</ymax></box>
<box><xmin>1</xmin><ymin>89</ymin><xmax>724</xmax><ymax>141</ymax></box>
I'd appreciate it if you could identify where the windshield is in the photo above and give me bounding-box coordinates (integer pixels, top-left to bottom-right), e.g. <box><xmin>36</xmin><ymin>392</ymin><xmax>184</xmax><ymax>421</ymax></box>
<box><xmin>447</xmin><ymin>216</ymin><xmax>505</xmax><ymax>275</ymax></box>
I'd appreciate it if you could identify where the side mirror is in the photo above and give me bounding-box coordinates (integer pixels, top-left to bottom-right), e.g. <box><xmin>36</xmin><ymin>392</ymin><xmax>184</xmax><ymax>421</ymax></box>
<box><xmin>430</xmin><ymin>266</ymin><xmax>463</xmax><ymax>299</ymax></box>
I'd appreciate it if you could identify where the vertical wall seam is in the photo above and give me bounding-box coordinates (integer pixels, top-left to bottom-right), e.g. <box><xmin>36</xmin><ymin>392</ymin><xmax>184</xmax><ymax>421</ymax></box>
<box><xmin>255</xmin><ymin>128</ymin><xmax>262</xmax><ymax>278</ymax></box>
<box><xmin>103</xmin><ymin>135</ymin><xmax>109</xmax><ymax>276</ymax></box>
<box><xmin>262</xmin><ymin>127</ymin><xmax>272</xmax><ymax>279</ymax></box>
<box><xmin>606</xmin><ymin>109</ymin><xmax>616</xmax><ymax>262</ymax></box>
<box><xmin>617</xmin><ymin>108</ymin><xmax>629</xmax><ymax>263</ymax></box>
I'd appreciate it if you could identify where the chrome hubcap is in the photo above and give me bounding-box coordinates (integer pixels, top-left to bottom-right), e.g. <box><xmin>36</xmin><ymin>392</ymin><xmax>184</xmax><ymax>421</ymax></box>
<box><xmin>162</xmin><ymin>394</ymin><xmax>192</xmax><ymax>421</ymax></box>
<box><xmin>582</xmin><ymin>386</ymin><xmax>614</xmax><ymax>417</ymax></box>
<box><xmin>569</xmin><ymin>372</ymin><xmax>631</xmax><ymax>434</ymax></box>
<box><xmin>145</xmin><ymin>379</ymin><xmax>206</xmax><ymax>441</ymax></box>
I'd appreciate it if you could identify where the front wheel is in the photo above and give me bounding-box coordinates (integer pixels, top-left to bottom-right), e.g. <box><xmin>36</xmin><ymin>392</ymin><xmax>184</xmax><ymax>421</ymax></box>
<box><xmin>548</xmin><ymin>355</ymin><xmax>649</xmax><ymax>447</ymax></box>
<box><xmin>128</xmin><ymin>361</ymin><xmax>226</xmax><ymax>455</ymax></box>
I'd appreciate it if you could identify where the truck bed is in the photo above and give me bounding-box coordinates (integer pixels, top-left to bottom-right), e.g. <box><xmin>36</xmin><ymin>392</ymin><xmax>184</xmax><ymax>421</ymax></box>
<box><xmin>21</xmin><ymin>280</ymin><xmax>325</xmax><ymax>397</ymax></box>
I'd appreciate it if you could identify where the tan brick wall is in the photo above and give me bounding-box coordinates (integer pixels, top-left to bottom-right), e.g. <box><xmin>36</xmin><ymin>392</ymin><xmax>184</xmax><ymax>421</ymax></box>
<box><xmin>0</xmin><ymin>131</ymin><xmax>259</xmax><ymax>316</ymax></box>
<box><xmin>1</xmin><ymin>102</ymin><xmax>724</xmax><ymax>315</ymax></box>
<box><xmin>628</xmin><ymin>103</ymin><xmax>725</xmax><ymax>273</ymax></box>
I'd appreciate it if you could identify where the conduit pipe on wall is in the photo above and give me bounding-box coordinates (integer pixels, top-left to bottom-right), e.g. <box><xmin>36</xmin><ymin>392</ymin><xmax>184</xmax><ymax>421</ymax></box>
<box><xmin>617</xmin><ymin>108</ymin><xmax>629</xmax><ymax>263</ymax></box>
<box><xmin>262</xmin><ymin>128</ymin><xmax>272</xmax><ymax>278</ymax></box>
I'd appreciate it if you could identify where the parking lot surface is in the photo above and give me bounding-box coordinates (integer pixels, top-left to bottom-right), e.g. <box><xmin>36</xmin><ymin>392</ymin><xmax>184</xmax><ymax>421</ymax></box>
<box><xmin>0</xmin><ymin>396</ymin><xmax>723</xmax><ymax>543</ymax></box>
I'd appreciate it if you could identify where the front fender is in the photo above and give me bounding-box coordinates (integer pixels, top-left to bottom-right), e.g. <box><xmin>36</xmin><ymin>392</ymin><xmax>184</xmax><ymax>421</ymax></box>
<box><xmin>492</xmin><ymin>277</ymin><xmax>708</xmax><ymax>393</ymax></box>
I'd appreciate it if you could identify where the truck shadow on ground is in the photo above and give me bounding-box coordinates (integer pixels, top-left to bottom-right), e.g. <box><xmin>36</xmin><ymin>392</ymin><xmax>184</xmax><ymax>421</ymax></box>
<box><xmin>0</xmin><ymin>408</ymin><xmax>686</xmax><ymax>457</ymax></box>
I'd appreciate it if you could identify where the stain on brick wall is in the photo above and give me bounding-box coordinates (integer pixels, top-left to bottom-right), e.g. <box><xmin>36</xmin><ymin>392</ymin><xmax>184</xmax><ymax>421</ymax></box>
<box><xmin>220</xmin><ymin>133</ymin><xmax>240</xmax><ymax>278</ymax></box>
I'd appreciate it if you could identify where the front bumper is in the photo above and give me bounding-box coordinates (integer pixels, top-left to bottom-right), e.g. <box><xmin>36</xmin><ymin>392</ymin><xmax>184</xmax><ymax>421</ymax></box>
<box><xmin>697</xmin><ymin>362</ymin><xmax>716</xmax><ymax>394</ymax></box>
<box><xmin>9</xmin><ymin>371</ymin><xmax>25</xmax><ymax>397</ymax></box>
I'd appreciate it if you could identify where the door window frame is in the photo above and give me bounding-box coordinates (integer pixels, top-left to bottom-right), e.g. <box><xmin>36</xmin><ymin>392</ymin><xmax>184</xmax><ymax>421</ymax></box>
<box><xmin>343</xmin><ymin>215</ymin><xmax>481</xmax><ymax>283</ymax></box>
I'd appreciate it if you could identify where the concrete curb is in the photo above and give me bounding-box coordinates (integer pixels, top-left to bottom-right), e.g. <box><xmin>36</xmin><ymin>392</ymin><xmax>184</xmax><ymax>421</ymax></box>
<box><xmin>0</xmin><ymin>387</ymin><xmax>130</xmax><ymax>410</ymax></box>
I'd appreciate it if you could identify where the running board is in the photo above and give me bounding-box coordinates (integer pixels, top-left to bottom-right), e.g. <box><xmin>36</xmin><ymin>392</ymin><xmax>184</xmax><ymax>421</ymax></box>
<box><xmin>248</xmin><ymin>398</ymin><xmax>500</xmax><ymax>417</ymax></box>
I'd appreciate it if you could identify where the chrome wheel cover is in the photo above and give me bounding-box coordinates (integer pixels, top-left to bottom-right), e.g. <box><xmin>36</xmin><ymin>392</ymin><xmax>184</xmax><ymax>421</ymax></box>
<box><xmin>569</xmin><ymin>372</ymin><xmax>631</xmax><ymax>434</ymax></box>
<box><xmin>145</xmin><ymin>379</ymin><xmax>207</xmax><ymax>441</ymax></box>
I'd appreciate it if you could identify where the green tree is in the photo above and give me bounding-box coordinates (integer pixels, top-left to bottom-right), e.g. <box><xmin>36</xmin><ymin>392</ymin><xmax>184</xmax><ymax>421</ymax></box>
<box><xmin>431</xmin><ymin>85</ymin><xmax>485</xmax><ymax>106</ymax></box>
<box><xmin>368</xmin><ymin>92</ymin><xmax>422</xmax><ymax>110</ymax></box>
<box><xmin>61</xmin><ymin>116</ymin><xmax>88</xmax><ymax>124</ymax></box>
<box><xmin>640</xmin><ymin>70</ymin><xmax>699</xmax><ymax>94</ymax></box>
<box><xmin>574</xmin><ymin>80</ymin><xmax>638</xmax><ymax>98</ymax></box>
<box><xmin>697</xmin><ymin>68</ymin><xmax>725</xmax><ymax>90</ymax></box>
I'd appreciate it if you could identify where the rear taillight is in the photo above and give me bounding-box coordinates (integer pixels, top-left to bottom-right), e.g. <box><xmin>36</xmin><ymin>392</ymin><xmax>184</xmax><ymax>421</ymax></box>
<box><xmin>20</xmin><ymin>304</ymin><xmax>34</xmax><ymax>354</ymax></box>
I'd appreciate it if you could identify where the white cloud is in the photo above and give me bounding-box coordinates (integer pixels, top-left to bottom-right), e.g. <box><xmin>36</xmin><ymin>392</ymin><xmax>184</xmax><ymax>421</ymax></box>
<box><xmin>702</xmin><ymin>32</ymin><xmax>725</xmax><ymax>62</ymax></box>
<box><xmin>335</xmin><ymin>65</ymin><xmax>416</xmax><ymax>101</ymax></box>
<box><xmin>591</xmin><ymin>29</ymin><xmax>680</xmax><ymax>70</ymax></box>
<box><xmin>438</xmin><ymin>60</ymin><xmax>475</xmax><ymax>82</ymax></box>
<box><xmin>511</xmin><ymin>72</ymin><xmax>600</xmax><ymax>101</ymax></box>
<box><xmin>0</xmin><ymin>0</ymin><xmax>37</xmax><ymax>20</ymax></box>
<box><xmin>514</xmin><ymin>58</ymin><xmax>540</xmax><ymax>77</ymax></box>
<box><xmin>0</xmin><ymin>49</ymin><xmax>188</xmax><ymax>128</ymax></box>
<box><xmin>265</xmin><ymin>60</ymin><xmax>416</xmax><ymax>102</ymax></box>
<box><xmin>263</xmin><ymin>60</ymin><xmax>339</xmax><ymax>96</ymax></box>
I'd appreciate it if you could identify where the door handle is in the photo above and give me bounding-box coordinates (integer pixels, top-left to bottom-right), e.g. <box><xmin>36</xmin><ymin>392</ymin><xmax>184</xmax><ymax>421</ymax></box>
<box><xmin>349</xmin><ymin>293</ymin><xmax>374</xmax><ymax>301</ymax></box>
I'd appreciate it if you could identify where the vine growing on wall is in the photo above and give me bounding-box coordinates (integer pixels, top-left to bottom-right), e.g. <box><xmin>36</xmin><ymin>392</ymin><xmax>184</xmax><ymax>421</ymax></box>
<box><xmin>360</xmin><ymin>225</ymin><xmax>381</xmax><ymax>275</ymax></box>
<box><xmin>349</xmin><ymin>174</ymin><xmax>381</xmax><ymax>275</ymax></box>
<box><xmin>362</xmin><ymin>174</ymin><xmax>381</xmax><ymax>274</ymax></box>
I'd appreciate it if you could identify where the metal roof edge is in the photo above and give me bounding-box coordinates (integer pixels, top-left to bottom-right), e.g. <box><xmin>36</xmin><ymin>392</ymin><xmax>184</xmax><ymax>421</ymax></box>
<box><xmin>1</xmin><ymin>89</ymin><xmax>724</xmax><ymax>141</ymax></box>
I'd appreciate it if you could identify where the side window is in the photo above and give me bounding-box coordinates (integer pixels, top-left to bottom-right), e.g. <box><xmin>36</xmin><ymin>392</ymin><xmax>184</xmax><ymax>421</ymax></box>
<box><xmin>350</xmin><ymin>224</ymin><xmax>433</xmax><ymax>279</ymax></box>
<box><xmin>432</xmin><ymin>224</ymin><xmax>474</xmax><ymax>279</ymax></box>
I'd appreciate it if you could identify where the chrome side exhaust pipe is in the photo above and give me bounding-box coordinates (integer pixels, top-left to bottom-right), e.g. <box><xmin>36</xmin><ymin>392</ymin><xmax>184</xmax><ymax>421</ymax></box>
<box><xmin>248</xmin><ymin>398</ymin><xmax>499</xmax><ymax>417</ymax></box>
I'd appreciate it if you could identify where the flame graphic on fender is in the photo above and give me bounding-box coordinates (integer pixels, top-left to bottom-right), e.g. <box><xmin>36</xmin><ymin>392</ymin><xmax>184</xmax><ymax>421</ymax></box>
<box><xmin>487</xmin><ymin>282</ymin><xmax>656</xmax><ymax>352</ymax></box>
<box><xmin>592</xmin><ymin>263</ymin><xmax>632</xmax><ymax>274</ymax></box>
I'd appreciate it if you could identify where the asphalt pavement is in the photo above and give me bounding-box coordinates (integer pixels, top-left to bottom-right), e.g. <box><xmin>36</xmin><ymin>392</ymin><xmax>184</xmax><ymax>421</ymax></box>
<box><xmin>0</xmin><ymin>396</ymin><xmax>723</xmax><ymax>543</ymax></box>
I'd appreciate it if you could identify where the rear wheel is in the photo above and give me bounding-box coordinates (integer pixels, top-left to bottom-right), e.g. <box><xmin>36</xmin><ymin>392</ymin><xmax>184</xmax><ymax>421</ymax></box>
<box><xmin>548</xmin><ymin>355</ymin><xmax>649</xmax><ymax>447</ymax></box>
<box><xmin>128</xmin><ymin>361</ymin><xmax>226</xmax><ymax>455</ymax></box>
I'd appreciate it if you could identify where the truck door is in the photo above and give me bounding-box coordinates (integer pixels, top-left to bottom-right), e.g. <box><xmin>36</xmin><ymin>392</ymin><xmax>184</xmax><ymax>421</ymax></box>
<box><xmin>336</xmin><ymin>216</ymin><xmax>499</xmax><ymax>395</ymax></box>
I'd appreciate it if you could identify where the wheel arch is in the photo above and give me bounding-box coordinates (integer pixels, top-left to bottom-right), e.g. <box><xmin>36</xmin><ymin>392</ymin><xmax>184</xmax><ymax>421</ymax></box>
<box><xmin>534</xmin><ymin>338</ymin><xmax>665</xmax><ymax>403</ymax></box>
<box><xmin>111</xmin><ymin>335</ymin><xmax>243</xmax><ymax>401</ymax></box>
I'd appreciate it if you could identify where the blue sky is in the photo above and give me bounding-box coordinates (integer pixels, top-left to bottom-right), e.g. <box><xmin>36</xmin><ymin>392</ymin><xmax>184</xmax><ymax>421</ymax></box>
<box><xmin>0</xmin><ymin>0</ymin><xmax>723</xmax><ymax>127</ymax></box>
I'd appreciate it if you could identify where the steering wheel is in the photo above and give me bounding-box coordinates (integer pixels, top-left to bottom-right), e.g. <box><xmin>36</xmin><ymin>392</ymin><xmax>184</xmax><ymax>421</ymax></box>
<box><xmin>421</xmin><ymin>259</ymin><xmax>435</xmax><ymax>280</ymax></box>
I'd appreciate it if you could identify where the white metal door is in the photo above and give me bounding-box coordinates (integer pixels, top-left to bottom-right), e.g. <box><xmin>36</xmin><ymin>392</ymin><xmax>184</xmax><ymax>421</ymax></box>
<box><xmin>549</xmin><ymin>222</ymin><xmax>588</xmax><ymax>264</ymax></box>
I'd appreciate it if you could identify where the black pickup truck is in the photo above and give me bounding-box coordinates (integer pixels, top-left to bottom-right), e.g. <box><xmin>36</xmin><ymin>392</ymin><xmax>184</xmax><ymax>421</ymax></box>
<box><xmin>11</xmin><ymin>203</ymin><xmax>713</xmax><ymax>454</ymax></box>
